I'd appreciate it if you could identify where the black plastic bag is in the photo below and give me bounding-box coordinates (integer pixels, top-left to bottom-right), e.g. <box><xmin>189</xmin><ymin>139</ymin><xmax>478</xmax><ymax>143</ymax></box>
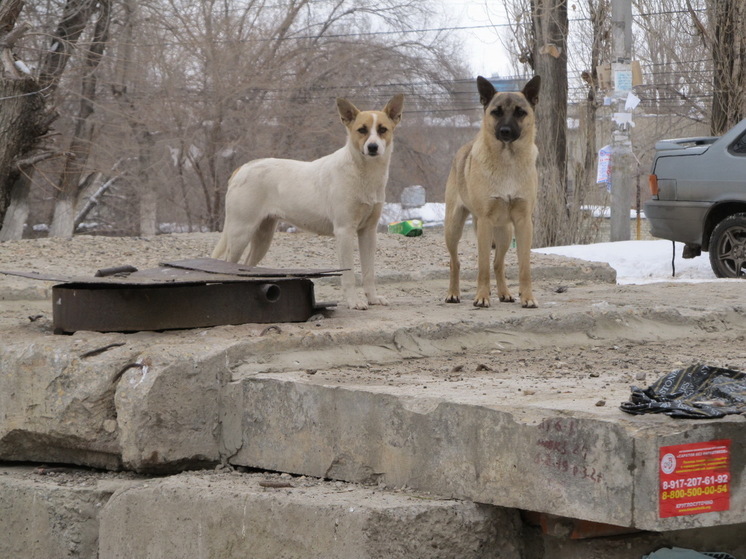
<box><xmin>620</xmin><ymin>364</ymin><xmax>746</xmax><ymax>419</ymax></box>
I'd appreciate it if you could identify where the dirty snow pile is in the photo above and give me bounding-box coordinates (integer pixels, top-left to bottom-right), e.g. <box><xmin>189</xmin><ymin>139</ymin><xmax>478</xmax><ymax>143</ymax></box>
<box><xmin>380</xmin><ymin>203</ymin><xmax>446</xmax><ymax>227</ymax></box>
<box><xmin>381</xmin><ymin>201</ymin><xmax>732</xmax><ymax>285</ymax></box>
<box><xmin>534</xmin><ymin>240</ymin><xmax>728</xmax><ymax>285</ymax></box>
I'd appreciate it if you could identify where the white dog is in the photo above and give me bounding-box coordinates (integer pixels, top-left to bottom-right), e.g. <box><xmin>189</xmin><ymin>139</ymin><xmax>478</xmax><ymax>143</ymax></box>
<box><xmin>212</xmin><ymin>94</ymin><xmax>404</xmax><ymax>309</ymax></box>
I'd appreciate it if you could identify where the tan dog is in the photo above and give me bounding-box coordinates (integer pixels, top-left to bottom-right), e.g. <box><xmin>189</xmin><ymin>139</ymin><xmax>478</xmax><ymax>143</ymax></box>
<box><xmin>444</xmin><ymin>75</ymin><xmax>541</xmax><ymax>308</ymax></box>
<box><xmin>212</xmin><ymin>94</ymin><xmax>404</xmax><ymax>310</ymax></box>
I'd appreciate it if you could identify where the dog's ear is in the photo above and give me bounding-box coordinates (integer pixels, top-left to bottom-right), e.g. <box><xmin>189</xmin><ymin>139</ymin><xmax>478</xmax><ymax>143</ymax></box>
<box><xmin>476</xmin><ymin>76</ymin><xmax>497</xmax><ymax>108</ymax></box>
<box><xmin>337</xmin><ymin>98</ymin><xmax>360</xmax><ymax>125</ymax></box>
<box><xmin>522</xmin><ymin>76</ymin><xmax>541</xmax><ymax>107</ymax></box>
<box><xmin>383</xmin><ymin>94</ymin><xmax>404</xmax><ymax>126</ymax></box>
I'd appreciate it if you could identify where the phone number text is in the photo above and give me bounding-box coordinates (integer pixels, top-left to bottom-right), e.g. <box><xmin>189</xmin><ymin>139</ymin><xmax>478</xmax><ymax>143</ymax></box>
<box><xmin>661</xmin><ymin>474</ymin><xmax>729</xmax><ymax>490</ymax></box>
<box><xmin>661</xmin><ymin>484</ymin><xmax>729</xmax><ymax>500</ymax></box>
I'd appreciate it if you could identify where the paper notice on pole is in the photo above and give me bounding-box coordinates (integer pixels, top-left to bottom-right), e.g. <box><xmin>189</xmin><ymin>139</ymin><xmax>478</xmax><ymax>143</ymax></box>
<box><xmin>625</xmin><ymin>92</ymin><xmax>640</xmax><ymax>111</ymax></box>
<box><xmin>597</xmin><ymin>145</ymin><xmax>612</xmax><ymax>185</ymax></box>
<box><xmin>613</xmin><ymin>63</ymin><xmax>633</xmax><ymax>93</ymax></box>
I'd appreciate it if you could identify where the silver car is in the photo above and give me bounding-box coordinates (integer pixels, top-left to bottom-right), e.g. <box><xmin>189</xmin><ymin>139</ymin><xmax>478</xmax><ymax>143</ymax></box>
<box><xmin>644</xmin><ymin>119</ymin><xmax>746</xmax><ymax>278</ymax></box>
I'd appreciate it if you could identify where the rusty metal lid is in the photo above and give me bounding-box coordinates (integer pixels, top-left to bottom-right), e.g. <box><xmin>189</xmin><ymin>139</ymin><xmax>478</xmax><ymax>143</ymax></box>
<box><xmin>0</xmin><ymin>257</ymin><xmax>345</xmax><ymax>286</ymax></box>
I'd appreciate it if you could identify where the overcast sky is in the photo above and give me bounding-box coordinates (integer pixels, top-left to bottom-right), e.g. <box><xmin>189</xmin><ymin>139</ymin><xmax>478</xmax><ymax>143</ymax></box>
<box><xmin>442</xmin><ymin>0</ymin><xmax>514</xmax><ymax>77</ymax></box>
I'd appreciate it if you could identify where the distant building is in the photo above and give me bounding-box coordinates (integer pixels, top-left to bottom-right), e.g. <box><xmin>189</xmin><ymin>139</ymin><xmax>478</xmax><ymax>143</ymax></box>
<box><xmin>485</xmin><ymin>76</ymin><xmax>529</xmax><ymax>92</ymax></box>
<box><xmin>446</xmin><ymin>75</ymin><xmax>532</xmax><ymax>114</ymax></box>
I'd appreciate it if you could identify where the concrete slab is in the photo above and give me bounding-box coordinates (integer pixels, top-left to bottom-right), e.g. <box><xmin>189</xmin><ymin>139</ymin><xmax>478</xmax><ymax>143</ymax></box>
<box><xmin>3</xmin><ymin>465</ymin><xmax>745</xmax><ymax>559</ymax></box>
<box><xmin>225</xmin><ymin>370</ymin><xmax>745</xmax><ymax>532</ymax></box>
<box><xmin>101</xmin><ymin>472</ymin><xmax>524</xmax><ymax>559</ymax></box>
<box><xmin>0</xmin><ymin>465</ymin><xmax>521</xmax><ymax>559</ymax></box>
<box><xmin>0</xmin><ymin>465</ymin><xmax>141</xmax><ymax>559</ymax></box>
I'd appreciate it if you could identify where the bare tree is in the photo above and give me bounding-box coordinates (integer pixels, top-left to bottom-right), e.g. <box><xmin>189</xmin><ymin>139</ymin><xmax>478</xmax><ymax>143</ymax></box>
<box><xmin>577</xmin><ymin>0</ymin><xmax>610</xmax><ymax>198</ymax></box>
<box><xmin>49</xmin><ymin>0</ymin><xmax>111</xmax><ymax>238</ymax></box>
<box><xmin>0</xmin><ymin>0</ymin><xmax>52</xmax><ymax>237</ymax></box>
<box><xmin>0</xmin><ymin>0</ymin><xmax>102</xmax><ymax>239</ymax></box>
<box><xmin>143</xmin><ymin>0</ymin><xmax>466</xmax><ymax>231</ymax></box>
<box><xmin>109</xmin><ymin>0</ymin><xmax>160</xmax><ymax>237</ymax></box>
<box><xmin>503</xmin><ymin>0</ymin><xmax>571</xmax><ymax>247</ymax></box>
<box><xmin>634</xmin><ymin>0</ymin><xmax>710</xmax><ymax>123</ymax></box>
<box><xmin>703</xmin><ymin>1</ymin><xmax>746</xmax><ymax>134</ymax></box>
<box><xmin>530</xmin><ymin>0</ymin><xmax>569</xmax><ymax>247</ymax></box>
<box><xmin>1</xmin><ymin>0</ymin><xmax>469</xmax><ymax>237</ymax></box>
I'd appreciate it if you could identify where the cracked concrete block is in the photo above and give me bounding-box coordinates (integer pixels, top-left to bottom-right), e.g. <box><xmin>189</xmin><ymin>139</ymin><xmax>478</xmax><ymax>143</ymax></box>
<box><xmin>0</xmin><ymin>333</ymin><xmax>129</xmax><ymax>469</ymax></box>
<box><xmin>114</xmin><ymin>346</ymin><xmax>230</xmax><ymax>472</ymax></box>
<box><xmin>99</xmin><ymin>471</ymin><xmax>522</xmax><ymax>559</ymax></box>
<box><xmin>0</xmin><ymin>331</ymin><xmax>231</xmax><ymax>473</ymax></box>
<box><xmin>226</xmin><ymin>372</ymin><xmax>746</xmax><ymax>531</ymax></box>
<box><xmin>0</xmin><ymin>465</ymin><xmax>138</xmax><ymax>559</ymax></box>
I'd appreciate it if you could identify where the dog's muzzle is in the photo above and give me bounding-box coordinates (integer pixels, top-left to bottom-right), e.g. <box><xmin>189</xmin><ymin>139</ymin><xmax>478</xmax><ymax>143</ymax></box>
<box><xmin>498</xmin><ymin>126</ymin><xmax>519</xmax><ymax>143</ymax></box>
<box><xmin>366</xmin><ymin>143</ymin><xmax>380</xmax><ymax>156</ymax></box>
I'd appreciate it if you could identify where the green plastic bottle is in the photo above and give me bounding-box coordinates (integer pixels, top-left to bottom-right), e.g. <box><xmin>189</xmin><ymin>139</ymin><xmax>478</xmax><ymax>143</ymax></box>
<box><xmin>388</xmin><ymin>220</ymin><xmax>423</xmax><ymax>237</ymax></box>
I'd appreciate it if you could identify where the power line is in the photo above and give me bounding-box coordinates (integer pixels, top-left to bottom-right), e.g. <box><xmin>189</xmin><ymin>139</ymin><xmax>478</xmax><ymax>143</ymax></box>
<box><xmin>11</xmin><ymin>5</ymin><xmax>709</xmax><ymax>51</ymax></box>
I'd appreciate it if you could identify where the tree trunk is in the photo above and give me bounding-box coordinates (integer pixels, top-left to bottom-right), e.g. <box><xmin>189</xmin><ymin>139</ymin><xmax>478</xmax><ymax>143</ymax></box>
<box><xmin>49</xmin><ymin>0</ymin><xmax>111</xmax><ymax>238</ymax></box>
<box><xmin>0</xmin><ymin>173</ymin><xmax>31</xmax><ymax>241</ymax></box>
<box><xmin>531</xmin><ymin>0</ymin><xmax>569</xmax><ymax>247</ymax></box>
<box><xmin>136</xmin><ymin>130</ymin><xmax>157</xmax><ymax>237</ymax></box>
<box><xmin>0</xmin><ymin>76</ymin><xmax>49</xmax><ymax>230</ymax></box>
<box><xmin>0</xmin><ymin>0</ymin><xmax>99</xmax><ymax>238</ymax></box>
<box><xmin>709</xmin><ymin>1</ymin><xmax>745</xmax><ymax>135</ymax></box>
<box><xmin>37</xmin><ymin>0</ymin><xmax>99</xmax><ymax>89</ymax></box>
<box><xmin>0</xmin><ymin>0</ymin><xmax>51</xmax><ymax>229</ymax></box>
<box><xmin>112</xmin><ymin>0</ymin><xmax>157</xmax><ymax>237</ymax></box>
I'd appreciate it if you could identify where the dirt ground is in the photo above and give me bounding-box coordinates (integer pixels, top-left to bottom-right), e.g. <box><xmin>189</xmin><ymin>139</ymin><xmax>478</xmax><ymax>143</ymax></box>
<box><xmin>1</xmin><ymin>228</ymin><xmax>745</xmax><ymax>397</ymax></box>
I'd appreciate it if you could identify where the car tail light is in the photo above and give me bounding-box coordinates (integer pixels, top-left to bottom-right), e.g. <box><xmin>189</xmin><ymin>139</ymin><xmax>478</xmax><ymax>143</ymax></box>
<box><xmin>649</xmin><ymin>174</ymin><xmax>659</xmax><ymax>196</ymax></box>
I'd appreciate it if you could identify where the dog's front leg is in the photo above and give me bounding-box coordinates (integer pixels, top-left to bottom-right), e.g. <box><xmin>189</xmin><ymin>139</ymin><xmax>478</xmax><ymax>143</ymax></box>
<box><xmin>358</xmin><ymin>225</ymin><xmax>388</xmax><ymax>306</ymax></box>
<box><xmin>444</xmin><ymin>204</ymin><xmax>469</xmax><ymax>303</ymax></box>
<box><xmin>474</xmin><ymin>218</ymin><xmax>494</xmax><ymax>307</ymax></box>
<box><xmin>512</xmin><ymin>201</ymin><xmax>538</xmax><ymax>308</ymax></box>
<box><xmin>493</xmin><ymin>223</ymin><xmax>515</xmax><ymax>303</ymax></box>
<box><xmin>335</xmin><ymin>228</ymin><xmax>368</xmax><ymax>310</ymax></box>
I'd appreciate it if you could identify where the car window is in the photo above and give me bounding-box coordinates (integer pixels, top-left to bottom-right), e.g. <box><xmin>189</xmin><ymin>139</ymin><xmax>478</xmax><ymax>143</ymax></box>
<box><xmin>729</xmin><ymin>131</ymin><xmax>746</xmax><ymax>155</ymax></box>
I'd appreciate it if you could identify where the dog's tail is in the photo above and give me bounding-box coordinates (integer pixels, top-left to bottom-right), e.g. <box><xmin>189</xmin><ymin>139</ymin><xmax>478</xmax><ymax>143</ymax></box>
<box><xmin>211</xmin><ymin>232</ymin><xmax>228</xmax><ymax>260</ymax></box>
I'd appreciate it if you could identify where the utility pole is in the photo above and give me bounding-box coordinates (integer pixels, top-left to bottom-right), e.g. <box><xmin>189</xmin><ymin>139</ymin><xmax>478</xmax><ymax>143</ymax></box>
<box><xmin>609</xmin><ymin>0</ymin><xmax>634</xmax><ymax>241</ymax></box>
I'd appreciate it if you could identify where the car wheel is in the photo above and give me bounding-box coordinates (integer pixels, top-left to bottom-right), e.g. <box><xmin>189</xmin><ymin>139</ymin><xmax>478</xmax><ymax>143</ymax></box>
<box><xmin>709</xmin><ymin>213</ymin><xmax>746</xmax><ymax>278</ymax></box>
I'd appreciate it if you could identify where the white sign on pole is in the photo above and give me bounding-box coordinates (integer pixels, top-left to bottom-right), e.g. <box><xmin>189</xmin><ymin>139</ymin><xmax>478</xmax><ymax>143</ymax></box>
<box><xmin>613</xmin><ymin>63</ymin><xmax>633</xmax><ymax>93</ymax></box>
<box><xmin>597</xmin><ymin>145</ymin><xmax>612</xmax><ymax>189</ymax></box>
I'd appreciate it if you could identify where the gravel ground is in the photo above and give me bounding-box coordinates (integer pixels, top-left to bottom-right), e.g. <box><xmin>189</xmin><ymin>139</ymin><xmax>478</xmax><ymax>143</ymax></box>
<box><xmin>1</xmin><ymin>229</ymin><xmax>745</xmax><ymax>396</ymax></box>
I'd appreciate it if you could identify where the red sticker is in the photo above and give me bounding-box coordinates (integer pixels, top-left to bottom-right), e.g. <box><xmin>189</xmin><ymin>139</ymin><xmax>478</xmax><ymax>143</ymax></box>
<box><xmin>659</xmin><ymin>439</ymin><xmax>730</xmax><ymax>518</ymax></box>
